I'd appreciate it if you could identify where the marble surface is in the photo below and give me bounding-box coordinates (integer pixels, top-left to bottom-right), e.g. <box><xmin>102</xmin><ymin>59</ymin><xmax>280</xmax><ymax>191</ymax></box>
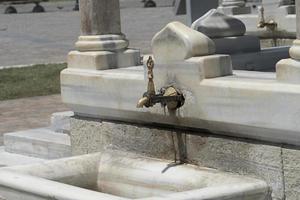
<box><xmin>79</xmin><ymin>0</ymin><xmax>121</xmax><ymax>36</ymax></box>
<box><xmin>191</xmin><ymin>9</ymin><xmax>246</xmax><ymax>38</ymax></box>
<box><xmin>0</xmin><ymin>150</ymin><xmax>271</xmax><ymax>200</ymax></box>
<box><xmin>50</xmin><ymin>111</ymin><xmax>74</xmax><ymax>134</ymax></box>
<box><xmin>212</xmin><ymin>35</ymin><xmax>260</xmax><ymax>54</ymax></box>
<box><xmin>276</xmin><ymin>58</ymin><xmax>300</xmax><ymax>83</ymax></box>
<box><xmin>68</xmin><ymin>49</ymin><xmax>141</xmax><ymax>70</ymax></box>
<box><xmin>221</xmin><ymin>0</ymin><xmax>246</xmax><ymax>7</ymax></box>
<box><xmin>70</xmin><ymin>117</ymin><xmax>285</xmax><ymax>199</ymax></box>
<box><xmin>231</xmin><ymin>46</ymin><xmax>289</xmax><ymax>70</ymax></box>
<box><xmin>4</xmin><ymin>128</ymin><xmax>71</xmax><ymax>159</ymax></box>
<box><xmin>61</xmin><ymin>66</ymin><xmax>300</xmax><ymax>146</ymax></box>
<box><xmin>152</xmin><ymin>22</ymin><xmax>215</xmax><ymax>63</ymax></box>
<box><xmin>75</xmin><ymin>35</ymin><xmax>129</xmax><ymax>52</ymax></box>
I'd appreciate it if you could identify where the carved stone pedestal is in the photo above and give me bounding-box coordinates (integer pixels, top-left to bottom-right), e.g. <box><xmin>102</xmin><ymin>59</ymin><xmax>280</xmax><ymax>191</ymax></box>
<box><xmin>68</xmin><ymin>0</ymin><xmax>140</xmax><ymax>70</ymax></box>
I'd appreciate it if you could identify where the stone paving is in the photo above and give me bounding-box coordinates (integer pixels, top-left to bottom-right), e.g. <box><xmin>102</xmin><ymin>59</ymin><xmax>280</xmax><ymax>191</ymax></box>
<box><xmin>0</xmin><ymin>0</ymin><xmax>185</xmax><ymax>66</ymax></box>
<box><xmin>0</xmin><ymin>95</ymin><xmax>69</xmax><ymax>145</ymax></box>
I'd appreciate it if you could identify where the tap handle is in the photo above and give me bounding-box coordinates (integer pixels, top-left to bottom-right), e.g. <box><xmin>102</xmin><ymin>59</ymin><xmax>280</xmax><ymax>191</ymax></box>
<box><xmin>147</xmin><ymin>56</ymin><xmax>154</xmax><ymax>80</ymax></box>
<box><xmin>146</xmin><ymin>56</ymin><xmax>156</xmax><ymax>96</ymax></box>
<box><xmin>258</xmin><ymin>5</ymin><xmax>265</xmax><ymax>22</ymax></box>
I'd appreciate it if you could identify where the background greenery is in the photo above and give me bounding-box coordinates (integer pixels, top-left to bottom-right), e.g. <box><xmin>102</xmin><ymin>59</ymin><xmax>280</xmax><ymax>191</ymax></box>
<box><xmin>0</xmin><ymin>63</ymin><xmax>67</xmax><ymax>101</ymax></box>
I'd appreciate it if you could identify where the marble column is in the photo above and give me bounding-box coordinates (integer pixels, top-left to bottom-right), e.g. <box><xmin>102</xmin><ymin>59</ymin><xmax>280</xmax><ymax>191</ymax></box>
<box><xmin>276</xmin><ymin>0</ymin><xmax>300</xmax><ymax>83</ymax></box>
<box><xmin>76</xmin><ymin>0</ymin><xmax>128</xmax><ymax>51</ymax></box>
<box><xmin>68</xmin><ymin>0</ymin><xmax>140</xmax><ymax>70</ymax></box>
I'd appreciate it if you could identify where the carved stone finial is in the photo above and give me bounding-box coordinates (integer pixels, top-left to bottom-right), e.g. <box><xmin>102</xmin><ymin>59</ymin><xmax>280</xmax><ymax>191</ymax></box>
<box><xmin>191</xmin><ymin>9</ymin><xmax>246</xmax><ymax>38</ymax></box>
<box><xmin>151</xmin><ymin>22</ymin><xmax>215</xmax><ymax>63</ymax></box>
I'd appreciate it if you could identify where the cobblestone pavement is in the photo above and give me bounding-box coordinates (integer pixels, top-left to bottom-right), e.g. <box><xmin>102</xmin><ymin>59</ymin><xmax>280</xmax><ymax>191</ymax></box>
<box><xmin>0</xmin><ymin>95</ymin><xmax>69</xmax><ymax>144</ymax></box>
<box><xmin>0</xmin><ymin>0</ymin><xmax>186</xmax><ymax>66</ymax></box>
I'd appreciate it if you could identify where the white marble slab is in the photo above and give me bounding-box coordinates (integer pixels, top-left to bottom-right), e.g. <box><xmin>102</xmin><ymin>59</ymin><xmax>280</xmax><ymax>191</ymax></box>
<box><xmin>61</xmin><ymin>63</ymin><xmax>300</xmax><ymax>145</ymax></box>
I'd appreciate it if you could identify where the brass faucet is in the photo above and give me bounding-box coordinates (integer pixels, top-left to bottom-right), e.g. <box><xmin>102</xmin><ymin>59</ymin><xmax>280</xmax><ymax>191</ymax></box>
<box><xmin>257</xmin><ymin>6</ymin><xmax>277</xmax><ymax>30</ymax></box>
<box><xmin>137</xmin><ymin>56</ymin><xmax>185</xmax><ymax>110</ymax></box>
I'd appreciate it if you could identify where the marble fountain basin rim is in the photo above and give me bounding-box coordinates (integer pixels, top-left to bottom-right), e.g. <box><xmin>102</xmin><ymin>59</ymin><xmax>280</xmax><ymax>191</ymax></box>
<box><xmin>0</xmin><ymin>151</ymin><xmax>270</xmax><ymax>200</ymax></box>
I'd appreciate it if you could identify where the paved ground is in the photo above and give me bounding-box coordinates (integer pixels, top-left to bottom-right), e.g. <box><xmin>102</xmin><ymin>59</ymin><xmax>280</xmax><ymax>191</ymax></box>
<box><xmin>0</xmin><ymin>0</ymin><xmax>186</xmax><ymax>66</ymax></box>
<box><xmin>0</xmin><ymin>95</ymin><xmax>69</xmax><ymax>144</ymax></box>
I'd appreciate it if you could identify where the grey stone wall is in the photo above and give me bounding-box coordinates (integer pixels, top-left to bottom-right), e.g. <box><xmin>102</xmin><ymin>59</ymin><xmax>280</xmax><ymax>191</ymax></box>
<box><xmin>70</xmin><ymin>116</ymin><xmax>300</xmax><ymax>200</ymax></box>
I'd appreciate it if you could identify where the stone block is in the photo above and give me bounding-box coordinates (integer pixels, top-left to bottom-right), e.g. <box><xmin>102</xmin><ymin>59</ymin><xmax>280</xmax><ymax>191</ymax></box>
<box><xmin>68</xmin><ymin>49</ymin><xmax>141</xmax><ymax>70</ymax></box>
<box><xmin>70</xmin><ymin>118</ymin><xmax>177</xmax><ymax>161</ymax></box>
<box><xmin>154</xmin><ymin>55</ymin><xmax>233</xmax><ymax>91</ymax></box>
<box><xmin>62</xmin><ymin>63</ymin><xmax>300</xmax><ymax>146</ymax></box>
<box><xmin>0</xmin><ymin>146</ymin><xmax>44</xmax><ymax>167</ymax></box>
<box><xmin>152</xmin><ymin>22</ymin><xmax>215</xmax><ymax>63</ymax></box>
<box><xmin>186</xmin><ymin>135</ymin><xmax>284</xmax><ymax>200</ymax></box>
<box><xmin>213</xmin><ymin>35</ymin><xmax>261</xmax><ymax>54</ymax></box>
<box><xmin>282</xmin><ymin>147</ymin><xmax>300</xmax><ymax>200</ymax></box>
<box><xmin>50</xmin><ymin>111</ymin><xmax>74</xmax><ymax>134</ymax></box>
<box><xmin>276</xmin><ymin>58</ymin><xmax>300</xmax><ymax>84</ymax></box>
<box><xmin>231</xmin><ymin>46</ymin><xmax>289</xmax><ymax>70</ymax></box>
<box><xmin>4</xmin><ymin>128</ymin><xmax>71</xmax><ymax>159</ymax></box>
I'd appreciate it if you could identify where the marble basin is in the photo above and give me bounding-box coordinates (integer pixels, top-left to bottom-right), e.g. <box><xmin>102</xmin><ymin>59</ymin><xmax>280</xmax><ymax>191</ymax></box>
<box><xmin>0</xmin><ymin>151</ymin><xmax>271</xmax><ymax>200</ymax></box>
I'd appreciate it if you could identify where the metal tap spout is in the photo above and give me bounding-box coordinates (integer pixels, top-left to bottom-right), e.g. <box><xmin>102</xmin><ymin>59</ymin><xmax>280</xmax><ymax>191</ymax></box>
<box><xmin>257</xmin><ymin>6</ymin><xmax>277</xmax><ymax>30</ymax></box>
<box><xmin>137</xmin><ymin>96</ymin><xmax>149</xmax><ymax>108</ymax></box>
<box><xmin>137</xmin><ymin>57</ymin><xmax>185</xmax><ymax>110</ymax></box>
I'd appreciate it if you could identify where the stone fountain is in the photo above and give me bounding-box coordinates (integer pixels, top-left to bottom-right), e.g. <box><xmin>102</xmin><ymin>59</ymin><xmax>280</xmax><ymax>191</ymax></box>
<box><xmin>2</xmin><ymin>0</ymin><xmax>300</xmax><ymax>199</ymax></box>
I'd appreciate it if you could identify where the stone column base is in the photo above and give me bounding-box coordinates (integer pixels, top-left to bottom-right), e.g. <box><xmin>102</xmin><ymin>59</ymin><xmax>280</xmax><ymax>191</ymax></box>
<box><xmin>75</xmin><ymin>35</ymin><xmax>129</xmax><ymax>52</ymax></box>
<box><xmin>68</xmin><ymin>49</ymin><xmax>141</xmax><ymax>70</ymax></box>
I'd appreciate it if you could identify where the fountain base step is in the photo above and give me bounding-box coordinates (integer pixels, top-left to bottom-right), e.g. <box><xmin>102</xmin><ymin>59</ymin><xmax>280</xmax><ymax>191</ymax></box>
<box><xmin>3</xmin><ymin>128</ymin><xmax>71</xmax><ymax>159</ymax></box>
<box><xmin>0</xmin><ymin>146</ymin><xmax>44</xmax><ymax>167</ymax></box>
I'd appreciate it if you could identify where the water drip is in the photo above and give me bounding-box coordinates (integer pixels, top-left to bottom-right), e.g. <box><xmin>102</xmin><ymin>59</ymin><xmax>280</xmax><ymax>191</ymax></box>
<box><xmin>169</xmin><ymin>110</ymin><xmax>187</xmax><ymax>164</ymax></box>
